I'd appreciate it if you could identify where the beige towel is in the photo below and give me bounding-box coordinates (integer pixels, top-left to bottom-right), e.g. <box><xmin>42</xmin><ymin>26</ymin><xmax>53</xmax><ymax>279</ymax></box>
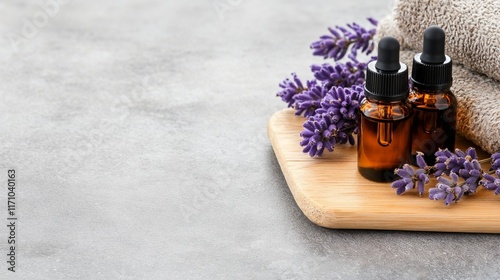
<box><xmin>376</xmin><ymin>14</ymin><xmax>500</xmax><ymax>154</ymax></box>
<box><xmin>392</xmin><ymin>0</ymin><xmax>500</xmax><ymax>82</ymax></box>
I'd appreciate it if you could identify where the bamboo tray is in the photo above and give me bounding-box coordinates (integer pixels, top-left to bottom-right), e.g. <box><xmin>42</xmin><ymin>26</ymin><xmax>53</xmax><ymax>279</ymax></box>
<box><xmin>268</xmin><ymin>109</ymin><xmax>500</xmax><ymax>233</ymax></box>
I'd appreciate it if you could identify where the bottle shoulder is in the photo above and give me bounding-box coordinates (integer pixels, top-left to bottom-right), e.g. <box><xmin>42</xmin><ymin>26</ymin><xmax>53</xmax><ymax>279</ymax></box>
<box><xmin>409</xmin><ymin>89</ymin><xmax>457</xmax><ymax>110</ymax></box>
<box><xmin>360</xmin><ymin>98</ymin><xmax>412</xmax><ymax>120</ymax></box>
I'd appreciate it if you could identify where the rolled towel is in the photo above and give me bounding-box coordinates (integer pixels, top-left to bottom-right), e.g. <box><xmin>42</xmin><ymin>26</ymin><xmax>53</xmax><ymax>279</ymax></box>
<box><xmin>392</xmin><ymin>0</ymin><xmax>500</xmax><ymax>82</ymax></box>
<box><xmin>376</xmin><ymin>14</ymin><xmax>500</xmax><ymax>154</ymax></box>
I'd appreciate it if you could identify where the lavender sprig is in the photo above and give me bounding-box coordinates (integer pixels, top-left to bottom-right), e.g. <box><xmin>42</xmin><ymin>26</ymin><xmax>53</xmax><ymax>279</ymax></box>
<box><xmin>294</xmin><ymin>81</ymin><xmax>328</xmax><ymax>117</ymax></box>
<box><xmin>311</xmin><ymin>56</ymin><xmax>372</xmax><ymax>89</ymax></box>
<box><xmin>492</xmin><ymin>152</ymin><xmax>500</xmax><ymax>170</ymax></box>
<box><xmin>299</xmin><ymin>114</ymin><xmax>337</xmax><ymax>157</ymax></box>
<box><xmin>391</xmin><ymin>152</ymin><xmax>430</xmax><ymax>196</ymax></box>
<box><xmin>310</xmin><ymin>18</ymin><xmax>378</xmax><ymax>60</ymax></box>
<box><xmin>429</xmin><ymin>172</ymin><xmax>465</xmax><ymax>206</ymax></box>
<box><xmin>277</xmin><ymin>18</ymin><xmax>376</xmax><ymax>157</ymax></box>
<box><xmin>481</xmin><ymin>170</ymin><xmax>500</xmax><ymax>195</ymax></box>
<box><xmin>458</xmin><ymin>159</ymin><xmax>482</xmax><ymax>194</ymax></box>
<box><xmin>428</xmin><ymin>150</ymin><xmax>500</xmax><ymax>205</ymax></box>
<box><xmin>276</xmin><ymin>73</ymin><xmax>308</xmax><ymax>108</ymax></box>
<box><xmin>391</xmin><ymin>147</ymin><xmax>500</xmax><ymax>206</ymax></box>
<box><xmin>299</xmin><ymin>114</ymin><xmax>358</xmax><ymax>157</ymax></box>
<box><xmin>434</xmin><ymin>147</ymin><xmax>477</xmax><ymax>177</ymax></box>
<box><xmin>299</xmin><ymin>86</ymin><xmax>363</xmax><ymax>157</ymax></box>
<box><xmin>316</xmin><ymin>85</ymin><xmax>364</xmax><ymax>123</ymax></box>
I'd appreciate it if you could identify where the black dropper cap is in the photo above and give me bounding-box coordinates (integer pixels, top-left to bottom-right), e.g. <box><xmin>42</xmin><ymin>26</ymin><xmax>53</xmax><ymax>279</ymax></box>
<box><xmin>365</xmin><ymin>36</ymin><xmax>409</xmax><ymax>102</ymax></box>
<box><xmin>411</xmin><ymin>26</ymin><xmax>452</xmax><ymax>90</ymax></box>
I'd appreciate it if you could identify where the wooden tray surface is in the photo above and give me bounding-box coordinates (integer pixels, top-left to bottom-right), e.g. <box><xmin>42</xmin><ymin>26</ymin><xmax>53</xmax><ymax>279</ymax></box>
<box><xmin>268</xmin><ymin>109</ymin><xmax>499</xmax><ymax>233</ymax></box>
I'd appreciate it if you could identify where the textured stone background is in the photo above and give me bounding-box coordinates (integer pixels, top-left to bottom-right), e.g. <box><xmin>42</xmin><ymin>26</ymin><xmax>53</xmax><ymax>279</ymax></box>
<box><xmin>0</xmin><ymin>0</ymin><xmax>498</xmax><ymax>279</ymax></box>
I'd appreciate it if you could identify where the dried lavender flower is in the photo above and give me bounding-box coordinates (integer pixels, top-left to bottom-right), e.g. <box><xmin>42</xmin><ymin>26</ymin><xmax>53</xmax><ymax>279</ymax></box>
<box><xmin>299</xmin><ymin>114</ymin><xmax>338</xmax><ymax>157</ymax></box>
<box><xmin>391</xmin><ymin>153</ymin><xmax>430</xmax><ymax>196</ymax></box>
<box><xmin>458</xmin><ymin>159</ymin><xmax>483</xmax><ymax>194</ymax></box>
<box><xmin>481</xmin><ymin>170</ymin><xmax>500</xmax><ymax>195</ymax></box>
<box><xmin>429</xmin><ymin>172</ymin><xmax>464</xmax><ymax>205</ymax></box>
<box><xmin>434</xmin><ymin>149</ymin><xmax>454</xmax><ymax>177</ymax></box>
<box><xmin>434</xmin><ymin>147</ymin><xmax>477</xmax><ymax>177</ymax></box>
<box><xmin>310</xmin><ymin>56</ymin><xmax>369</xmax><ymax>89</ymax></box>
<box><xmin>277</xmin><ymin>18</ymin><xmax>379</xmax><ymax>157</ymax></box>
<box><xmin>310</xmin><ymin>18</ymin><xmax>377</xmax><ymax>60</ymax></box>
<box><xmin>299</xmin><ymin>113</ymin><xmax>359</xmax><ymax>157</ymax></box>
<box><xmin>276</xmin><ymin>73</ymin><xmax>308</xmax><ymax>108</ymax></box>
<box><xmin>316</xmin><ymin>85</ymin><xmax>364</xmax><ymax>123</ymax></box>
<box><xmin>492</xmin><ymin>152</ymin><xmax>500</xmax><ymax>171</ymax></box>
<box><xmin>391</xmin><ymin>145</ymin><xmax>500</xmax><ymax>205</ymax></box>
<box><xmin>294</xmin><ymin>81</ymin><xmax>328</xmax><ymax>117</ymax></box>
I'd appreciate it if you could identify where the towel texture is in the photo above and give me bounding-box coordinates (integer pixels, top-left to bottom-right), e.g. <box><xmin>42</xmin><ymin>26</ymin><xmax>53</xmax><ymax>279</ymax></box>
<box><xmin>392</xmin><ymin>0</ymin><xmax>500</xmax><ymax>82</ymax></box>
<box><xmin>376</xmin><ymin>13</ymin><xmax>500</xmax><ymax>154</ymax></box>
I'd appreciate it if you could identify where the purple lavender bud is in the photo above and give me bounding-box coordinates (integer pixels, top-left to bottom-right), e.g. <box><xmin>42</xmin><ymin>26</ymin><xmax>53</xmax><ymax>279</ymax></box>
<box><xmin>429</xmin><ymin>187</ymin><xmax>447</xmax><ymax>200</ymax></box>
<box><xmin>434</xmin><ymin>163</ymin><xmax>447</xmax><ymax>177</ymax></box>
<box><xmin>310</xmin><ymin>60</ymin><xmax>367</xmax><ymax>89</ymax></box>
<box><xmin>396</xmin><ymin>164</ymin><xmax>415</xmax><ymax>178</ymax></box>
<box><xmin>310</xmin><ymin>18</ymin><xmax>377</xmax><ymax>60</ymax></box>
<box><xmin>433</xmin><ymin>148</ymin><xmax>477</xmax><ymax>177</ymax></box>
<box><xmin>391</xmin><ymin>164</ymin><xmax>430</xmax><ymax>196</ymax></box>
<box><xmin>435</xmin><ymin>149</ymin><xmax>454</xmax><ymax>158</ymax></box>
<box><xmin>276</xmin><ymin>73</ymin><xmax>308</xmax><ymax>108</ymax></box>
<box><xmin>429</xmin><ymin>172</ymin><xmax>468</xmax><ymax>205</ymax></box>
<box><xmin>444</xmin><ymin>191</ymin><xmax>455</xmax><ymax>205</ymax></box>
<box><xmin>480</xmin><ymin>169</ymin><xmax>500</xmax><ymax>193</ymax></box>
<box><xmin>459</xmin><ymin>159</ymin><xmax>482</xmax><ymax>193</ymax></box>
<box><xmin>465</xmin><ymin>147</ymin><xmax>478</xmax><ymax>160</ymax></box>
<box><xmin>392</xmin><ymin>178</ymin><xmax>414</xmax><ymax>195</ymax></box>
<box><xmin>438</xmin><ymin>175</ymin><xmax>455</xmax><ymax>188</ymax></box>
<box><xmin>294</xmin><ymin>81</ymin><xmax>328</xmax><ymax>117</ymax></box>
<box><xmin>416</xmin><ymin>152</ymin><xmax>428</xmax><ymax>169</ymax></box>
<box><xmin>448</xmin><ymin>157</ymin><xmax>463</xmax><ymax>174</ymax></box>
<box><xmin>392</xmin><ymin>177</ymin><xmax>412</xmax><ymax>189</ymax></box>
<box><xmin>299</xmin><ymin>85</ymin><xmax>364</xmax><ymax>157</ymax></box>
<box><xmin>417</xmin><ymin>170</ymin><xmax>430</xmax><ymax>195</ymax></box>
<box><xmin>436</xmin><ymin>156</ymin><xmax>448</xmax><ymax>163</ymax></box>
<box><xmin>317</xmin><ymin>85</ymin><xmax>364</xmax><ymax>119</ymax></box>
<box><xmin>455</xmin><ymin>148</ymin><xmax>466</xmax><ymax>158</ymax></box>
<box><xmin>300</xmin><ymin>114</ymin><xmax>336</xmax><ymax>157</ymax></box>
<box><xmin>450</xmin><ymin>172</ymin><xmax>460</xmax><ymax>184</ymax></box>
<box><xmin>434</xmin><ymin>149</ymin><xmax>453</xmax><ymax>176</ymax></box>
<box><xmin>491</xmin><ymin>152</ymin><xmax>500</xmax><ymax>170</ymax></box>
<box><xmin>454</xmin><ymin>186</ymin><xmax>465</xmax><ymax>201</ymax></box>
<box><xmin>367</xmin><ymin>17</ymin><xmax>379</xmax><ymax>26</ymax></box>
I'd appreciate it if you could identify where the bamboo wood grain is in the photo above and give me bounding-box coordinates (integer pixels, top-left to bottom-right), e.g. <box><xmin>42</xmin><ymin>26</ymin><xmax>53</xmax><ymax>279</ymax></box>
<box><xmin>268</xmin><ymin>109</ymin><xmax>500</xmax><ymax>233</ymax></box>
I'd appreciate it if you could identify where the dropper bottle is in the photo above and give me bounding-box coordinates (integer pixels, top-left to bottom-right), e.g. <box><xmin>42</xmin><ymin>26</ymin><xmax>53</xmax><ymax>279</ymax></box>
<box><xmin>409</xmin><ymin>26</ymin><xmax>457</xmax><ymax>165</ymax></box>
<box><xmin>358</xmin><ymin>36</ymin><xmax>413</xmax><ymax>182</ymax></box>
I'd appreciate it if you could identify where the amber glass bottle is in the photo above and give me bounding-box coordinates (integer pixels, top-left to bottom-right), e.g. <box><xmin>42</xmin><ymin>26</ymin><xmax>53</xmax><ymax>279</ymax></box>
<box><xmin>409</xmin><ymin>26</ymin><xmax>457</xmax><ymax>165</ymax></box>
<box><xmin>358</xmin><ymin>37</ymin><xmax>413</xmax><ymax>182</ymax></box>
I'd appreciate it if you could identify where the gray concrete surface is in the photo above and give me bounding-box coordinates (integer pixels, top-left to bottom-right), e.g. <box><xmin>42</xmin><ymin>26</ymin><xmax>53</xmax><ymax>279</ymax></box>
<box><xmin>0</xmin><ymin>0</ymin><xmax>499</xmax><ymax>279</ymax></box>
